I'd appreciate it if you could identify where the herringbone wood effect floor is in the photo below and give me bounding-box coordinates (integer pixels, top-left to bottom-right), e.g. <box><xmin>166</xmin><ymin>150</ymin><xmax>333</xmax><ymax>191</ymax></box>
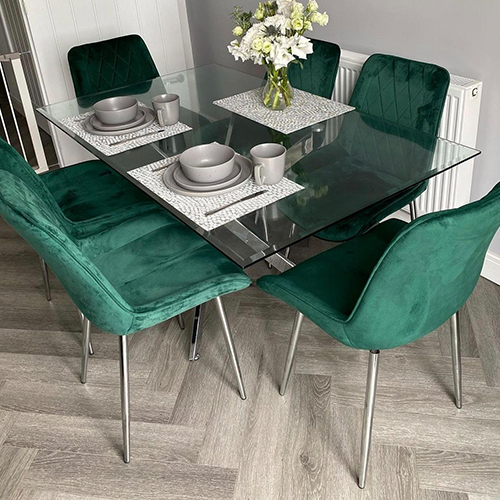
<box><xmin>0</xmin><ymin>216</ymin><xmax>499</xmax><ymax>500</ymax></box>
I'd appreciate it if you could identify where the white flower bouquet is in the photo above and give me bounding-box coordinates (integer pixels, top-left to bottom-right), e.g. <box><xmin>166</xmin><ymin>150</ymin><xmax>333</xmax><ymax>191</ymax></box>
<box><xmin>228</xmin><ymin>1</ymin><xmax>329</xmax><ymax>110</ymax></box>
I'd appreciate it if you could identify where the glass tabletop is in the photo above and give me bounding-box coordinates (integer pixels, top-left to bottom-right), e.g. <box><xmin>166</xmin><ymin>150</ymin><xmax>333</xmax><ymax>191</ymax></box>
<box><xmin>38</xmin><ymin>64</ymin><xmax>481</xmax><ymax>269</ymax></box>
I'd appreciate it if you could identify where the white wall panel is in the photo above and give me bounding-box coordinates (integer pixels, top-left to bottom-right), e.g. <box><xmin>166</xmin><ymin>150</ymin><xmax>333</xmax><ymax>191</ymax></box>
<box><xmin>133</xmin><ymin>0</ymin><xmax>171</xmax><ymax>76</ymax></box>
<box><xmin>42</xmin><ymin>0</ymin><xmax>78</xmax><ymax>99</ymax></box>
<box><xmin>158</xmin><ymin>0</ymin><xmax>189</xmax><ymax>72</ymax></box>
<box><xmin>68</xmin><ymin>0</ymin><xmax>100</xmax><ymax>45</ymax></box>
<box><xmin>90</xmin><ymin>0</ymin><xmax>121</xmax><ymax>40</ymax></box>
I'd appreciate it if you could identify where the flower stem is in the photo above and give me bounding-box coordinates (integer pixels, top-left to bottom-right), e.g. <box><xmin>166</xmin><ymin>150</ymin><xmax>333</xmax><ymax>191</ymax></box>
<box><xmin>264</xmin><ymin>65</ymin><xmax>293</xmax><ymax>110</ymax></box>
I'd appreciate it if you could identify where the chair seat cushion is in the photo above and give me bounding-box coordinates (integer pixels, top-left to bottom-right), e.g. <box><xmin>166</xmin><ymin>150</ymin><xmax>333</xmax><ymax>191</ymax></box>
<box><xmin>316</xmin><ymin>181</ymin><xmax>427</xmax><ymax>242</ymax></box>
<box><xmin>257</xmin><ymin>219</ymin><xmax>406</xmax><ymax>346</ymax></box>
<box><xmin>81</xmin><ymin>209</ymin><xmax>251</xmax><ymax>332</ymax></box>
<box><xmin>41</xmin><ymin>160</ymin><xmax>157</xmax><ymax>233</ymax></box>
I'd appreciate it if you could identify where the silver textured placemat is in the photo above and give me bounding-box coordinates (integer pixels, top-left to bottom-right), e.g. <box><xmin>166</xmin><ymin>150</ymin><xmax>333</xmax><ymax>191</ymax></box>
<box><xmin>214</xmin><ymin>88</ymin><xmax>354</xmax><ymax>134</ymax></box>
<box><xmin>60</xmin><ymin>104</ymin><xmax>192</xmax><ymax>156</ymax></box>
<box><xmin>128</xmin><ymin>155</ymin><xmax>304</xmax><ymax>232</ymax></box>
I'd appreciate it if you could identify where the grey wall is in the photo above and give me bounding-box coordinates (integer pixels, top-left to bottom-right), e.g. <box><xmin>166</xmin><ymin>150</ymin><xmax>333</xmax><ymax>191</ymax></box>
<box><xmin>186</xmin><ymin>0</ymin><xmax>500</xmax><ymax>252</ymax></box>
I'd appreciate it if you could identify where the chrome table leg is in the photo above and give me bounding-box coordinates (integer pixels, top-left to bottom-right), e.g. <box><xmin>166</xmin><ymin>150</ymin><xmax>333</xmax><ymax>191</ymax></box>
<box><xmin>189</xmin><ymin>304</ymin><xmax>203</xmax><ymax>361</ymax></box>
<box><xmin>119</xmin><ymin>335</ymin><xmax>131</xmax><ymax>463</ymax></box>
<box><xmin>280</xmin><ymin>311</ymin><xmax>304</xmax><ymax>396</ymax></box>
<box><xmin>80</xmin><ymin>316</ymin><xmax>91</xmax><ymax>384</ymax></box>
<box><xmin>450</xmin><ymin>312</ymin><xmax>463</xmax><ymax>409</ymax></box>
<box><xmin>224</xmin><ymin>114</ymin><xmax>235</xmax><ymax>146</ymax></box>
<box><xmin>283</xmin><ymin>223</ymin><xmax>296</xmax><ymax>260</ymax></box>
<box><xmin>40</xmin><ymin>257</ymin><xmax>51</xmax><ymax>301</ymax></box>
<box><xmin>359</xmin><ymin>350</ymin><xmax>380</xmax><ymax>489</ymax></box>
<box><xmin>214</xmin><ymin>296</ymin><xmax>246</xmax><ymax>400</ymax></box>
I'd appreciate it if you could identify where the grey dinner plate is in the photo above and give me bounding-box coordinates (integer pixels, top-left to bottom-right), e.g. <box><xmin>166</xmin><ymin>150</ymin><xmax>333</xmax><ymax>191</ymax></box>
<box><xmin>163</xmin><ymin>155</ymin><xmax>252</xmax><ymax>197</ymax></box>
<box><xmin>173</xmin><ymin>161</ymin><xmax>243</xmax><ymax>191</ymax></box>
<box><xmin>90</xmin><ymin>109</ymin><xmax>146</xmax><ymax>131</ymax></box>
<box><xmin>82</xmin><ymin>108</ymin><xmax>155</xmax><ymax>136</ymax></box>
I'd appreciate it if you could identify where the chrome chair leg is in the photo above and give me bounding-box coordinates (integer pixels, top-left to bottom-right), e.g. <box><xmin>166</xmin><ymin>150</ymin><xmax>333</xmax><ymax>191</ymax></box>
<box><xmin>450</xmin><ymin>312</ymin><xmax>463</xmax><ymax>409</ymax></box>
<box><xmin>40</xmin><ymin>257</ymin><xmax>51</xmax><ymax>301</ymax></box>
<box><xmin>189</xmin><ymin>304</ymin><xmax>204</xmax><ymax>361</ymax></box>
<box><xmin>280</xmin><ymin>311</ymin><xmax>304</xmax><ymax>396</ymax></box>
<box><xmin>359</xmin><ymin>350</ymin><xmax>380</xmax><ymax>489</ymax></box>
<box><xmin>80</xmin><ymin>316</ymin><xmax>91</xmax><ymax>384</ymax></box>
<box><xmin>214</xmin><ymin>296</ymin><xmax>246</xmax><ymax>400</ymax></box>
<box><xmin>119</xmin><ymin>335</ymin><xmax>131</xmax><ymax>463</ymax></box>
<box><xmin>177</xmin><ymin>313</ymin><xmax>186</xmax><ymax>330</ymax></box>
<box><xmin>77</xmin><ymin>308</ymin><xmax>94</xmax><ymax>356</ymax></box>
<box><xmin>409</xmin><ymin>200</ymin><xmax>418</xmax><ymax>221</ymax></box>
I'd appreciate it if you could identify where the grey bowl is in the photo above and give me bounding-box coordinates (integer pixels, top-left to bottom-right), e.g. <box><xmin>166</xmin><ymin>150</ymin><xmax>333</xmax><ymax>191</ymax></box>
<box><xmin>180</xmin><ymin>144</ymin><xmax>236</xmax><ymax>183</ymax></box>
<box><xmin>93</xmin><ymin>96</ymin><xmax>138</xmax><ymax>126</ymax></box>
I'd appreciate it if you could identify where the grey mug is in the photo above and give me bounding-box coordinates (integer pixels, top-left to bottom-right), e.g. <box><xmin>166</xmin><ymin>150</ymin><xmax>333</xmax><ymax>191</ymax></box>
<box><xmin>250</xmin><ymin>143</ymin><xmax>287</xmax><ymax>185</ymax></box>
<box><xmin>152</xmin><ymin>94</ymin><xmax>180</xmax><ymax>126</ymax></box>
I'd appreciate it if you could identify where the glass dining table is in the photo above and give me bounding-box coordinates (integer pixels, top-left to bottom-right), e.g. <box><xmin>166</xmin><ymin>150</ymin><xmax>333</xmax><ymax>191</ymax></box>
<box><xmin>38</xmin><ymin>64</ymin><xmax>480</xmax><ymax>270</ymax></box>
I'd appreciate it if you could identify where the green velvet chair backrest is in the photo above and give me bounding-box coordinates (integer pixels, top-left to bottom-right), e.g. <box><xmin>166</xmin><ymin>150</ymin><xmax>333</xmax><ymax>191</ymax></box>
<box><xmin>68</xmin><ymin>34</ymin><xmax>159</xmax><ymax>98</ymax></box>
<box><xmin>0</xmin><ymin>142</ymin><xmax>133</xmax><ymax>335</ymax></box>
<box><xmin>287</xmin><ymin>39</ymin><xmax>341</xmax><ymax>99</ymax></box>
<box><xmin>346</xmin><ymin>182</ymin><xmax>500</xmax><ymax>350</ymax></box>
<box><xmin>349</xmin><ymin>54</ymin><xmax>450</xmax><ymax>136</ymax></box>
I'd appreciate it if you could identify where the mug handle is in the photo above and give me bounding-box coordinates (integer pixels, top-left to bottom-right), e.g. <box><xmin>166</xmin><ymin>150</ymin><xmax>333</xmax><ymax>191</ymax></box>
<box><xmin>254</xmin><ymin>163</ymin><xmax>266</xmax><ymax>186</ymax></box>
<box><xmin>156</xmin><ymin>109</ymin><xmax>165</xmax><ymax>127</ymax></box>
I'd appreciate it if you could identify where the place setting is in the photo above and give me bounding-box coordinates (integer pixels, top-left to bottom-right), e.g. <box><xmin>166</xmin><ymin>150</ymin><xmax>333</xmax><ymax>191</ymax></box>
<box><xmin>60</xmin><ymin>92</ymin><xmax>192</xmax><ymax>156</ymax></box>
<box><xmin>129</xmin><ymin>142</ymin><xmax>304</xmax><ymax>231</ymax></box>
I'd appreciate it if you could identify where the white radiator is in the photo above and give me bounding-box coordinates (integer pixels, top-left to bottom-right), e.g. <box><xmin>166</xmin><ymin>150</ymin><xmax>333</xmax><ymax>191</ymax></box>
<box><xmin>332</xmin><ymin>50</ymin><xmax>483</xmax><ymax>212</ymax></box>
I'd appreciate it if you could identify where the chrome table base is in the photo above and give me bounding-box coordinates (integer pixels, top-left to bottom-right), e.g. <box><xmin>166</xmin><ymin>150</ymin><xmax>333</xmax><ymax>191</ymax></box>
<box><xmin>189</xmin><ymin>304</ymin><xmax>204</xmax><ymax>361</ymax></box>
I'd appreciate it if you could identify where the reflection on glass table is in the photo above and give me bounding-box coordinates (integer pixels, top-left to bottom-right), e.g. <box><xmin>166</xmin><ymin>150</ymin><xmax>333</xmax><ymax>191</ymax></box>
<box><xmin>38</xmin><ymin>64</ymin><xmax>480</xmax><ymax>269</ymax></box>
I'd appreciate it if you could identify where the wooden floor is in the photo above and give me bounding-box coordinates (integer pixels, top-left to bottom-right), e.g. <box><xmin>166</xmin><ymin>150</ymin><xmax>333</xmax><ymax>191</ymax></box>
<box><xmin>0</xmin><ymin>216</ymin><xmax>500</xmax><ymax>500</ymax></box>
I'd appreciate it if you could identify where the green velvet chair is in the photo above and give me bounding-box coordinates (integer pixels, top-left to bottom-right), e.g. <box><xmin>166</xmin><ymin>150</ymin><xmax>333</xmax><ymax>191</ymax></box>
<box><xmin>315</xmin><ymin>53</ymin><xmax>450</xmax><ymax>242</ymax></box>
<box><xmin>2</xmin><ymin>138</ymin><xmax>160</xmax><ymax>339</ymax></box>
<box><xmin>67</xmin><ymin>34</ymin><xmax>208</xmax><ymax>133</ymax></box>
<box><xmin>68</xmin><ymin>34</ymin><xmax>159</xmax><ymax>99</ymax></box>
<box><xmin>288</xmin><ymin>38</ymin><xmax>341</xmax><ymax>99</ymax></box>
<box><xmin>0</xmin><ymin>141</ymin><xmax>252</xmax><ymax>463</ymax></box>
<box><xmin>258</xmin><ymin>181</ymin><xmax>500</xmax><ymax>488</ymax></box>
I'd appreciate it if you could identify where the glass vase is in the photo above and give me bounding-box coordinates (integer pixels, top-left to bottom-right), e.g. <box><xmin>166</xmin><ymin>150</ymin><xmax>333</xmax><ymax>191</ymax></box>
<box><xmin>262</xmin><ymin>67</ymin><xmax>294</xmax><ymax>110</ymax></box>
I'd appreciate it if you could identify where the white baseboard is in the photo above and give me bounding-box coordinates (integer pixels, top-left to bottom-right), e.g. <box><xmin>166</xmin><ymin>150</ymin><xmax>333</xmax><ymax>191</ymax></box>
<box><xmin>482</xmin><ymin>251</ymin><xmax>500</xmax><ymax>285</ymax></box>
